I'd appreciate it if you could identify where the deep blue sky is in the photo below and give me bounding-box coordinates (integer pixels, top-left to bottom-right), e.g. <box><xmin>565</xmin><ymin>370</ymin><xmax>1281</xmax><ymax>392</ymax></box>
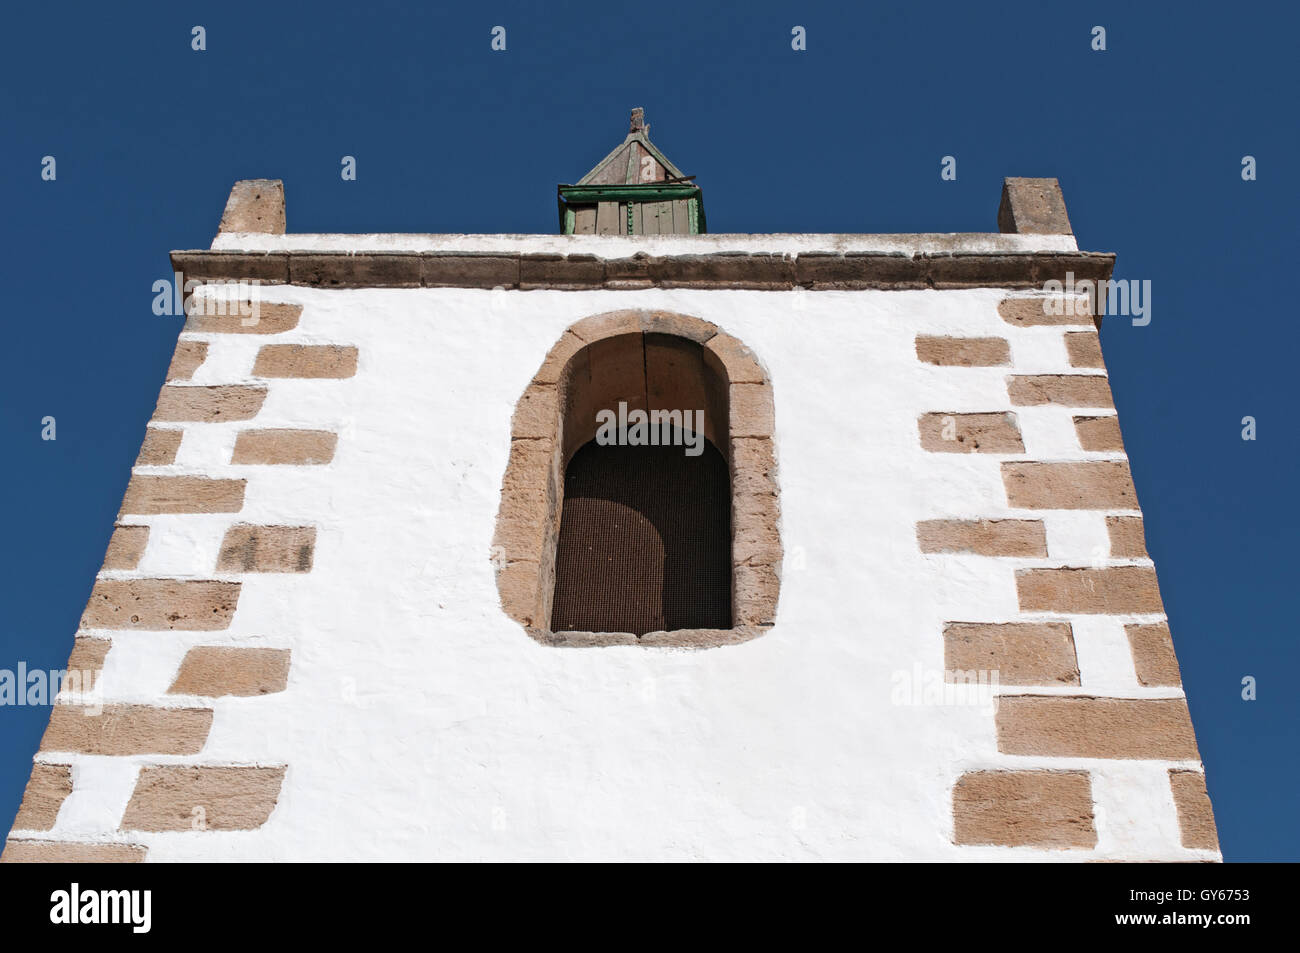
<box><xmin>1</xmin><ymin>1</ymin><xmax>1295</xmax><ymax>861</ymax></box>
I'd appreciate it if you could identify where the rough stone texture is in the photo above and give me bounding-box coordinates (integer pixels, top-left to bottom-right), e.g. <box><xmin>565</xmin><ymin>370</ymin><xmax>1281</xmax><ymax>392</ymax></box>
<box><xmin>638</xmin><ymin>626</ymin><xmax>766</xmax><ymax>648</ymax></box>
<box><xmin>531</xmin><ymin>626</ymin><xmax>768</xmax><ymax>649</ymax></box>
<box><xmin>1017</xmin><ymin>567</ymin><xmax>1164</xmax><ymax>614</ymax></box>
<box><xmin>291</xmin><ymin>253</ymin><xmax>422</xmax><ymax>288</ymax></box>
<box><xmin>1074</xmin><ymin>415</ymin><xmax>1125</xmax><ymax>452</ymax></box>
<box><xmin>953</xmin><ymin>770</ymin><xmax>1095</xmax><ymax>847</ymax></box>
<box><xmin>733</xmin><ymin>484</ymin><xmax>782</xmax><ymax>567</ymax></box>
<box><xmin>217</xmin><ymin>179</ymin><xmax>285</xmax><ymax>234</ymax></box>
<box><xmin>136</xmin><ymin>427</ymin><xmax>183</xmax><ymax>465</ymax></box>
<box><xmin>422</xmin><ymin>253</ymin><xmax>520</xmax><ymax>289</ymax></box>
<box><xmin>172</xmin><ymin>248</ymin><xmax>1117</xmax><ymax>292</ymax></box>
<box><xmin>918</xmin><ymin>412</ymin><xmax>1024</xmax><ymax>453</ymax></box>
<box><xmin>1107</xmin><ymin>515</ymin><xmax>1148</xmax><ymax>557</ymax></box>
<box><xmin>1</xmin><ymin>840</ymin><xmax>145</xmax><ymax>863</ymax></box>
<box><xmin>640</xmin><ymin>309</ymin><xmax>719</xmax><ymax>342</ymax></box>
<box><xmin>216</xmin><ymin>524</ymin><xmax>316</xmax><ymax>573</ymax></box>
<box><xmin>918</xmin><ymin>519</ymin><xmax>1047</xmax><ymax>557</ymax></box>
<box><xmin>915</xmin><ymin>335</ymin><xmax>1010</xmax><ymax>367</ymax></box>
<box><xmin>1007</xmin><ymin>374</ymin><xmax>1113</xmax><ymax>408</ymax></box>
<box><xmin>1169</xmin><ymin>770</ymin><xmax>1219</xmax><ymax>850</ymax></box>
<box><xmin>231</xmin><ymin>429</ymin><xmax>338</xmax><ymax>465</ymax></box>
<box><xmin>997</xmin><ymin>296</ymin><xmax>1094</xmax><ymax>327</ymax></box>
<box><xmin>183</xmin><ymin>302</ymin><xmax>301</xmax><ymax>334</ymax></box>
<box><xmin>532</xmin><ymin>330</ymin><xmax>585</xmax><ymax>385</ymax></box>
<box><xmin>510</xmin><ymin>383</ymin><xmax>559</xmax><ymax>440</ymax></box>
<box><xmin>653</xmin><ymin>252</ymin><xmax>796</xmax><ymax>290</ymax></box>
<box><xmin>996</xmin><ymin>696</ymin><xmax>1199</xmax><ymax>759</ymax></box>
<box><xmin>493</xmin><ymin>438</ymin><xmax>560</xmax><ymax>566</ymax></box>
<box><xmin>11</xmin><ymin>764</ymin><xmax>72</xmax><ymax>831</ymax></box>
<box><xmin>1127</xmin><ymin>622</ymin><xmax>1182</xmax><ymax>687</ymax></box>
<box><xmin>730</xmin><ymin>382</ymin><xmax>775</xmax><ymax>438</ymax></box>
<box><xmin>705</xmin><ymin>332</ymin><xmax>767</xmax><ymax>382</ymax></box>
<box><xmin>734</xmin><ymin>563</ymin><xmax>780</xmax><ymax>626</ymax></box>
<box><xmin>63</xmin><ymin>637</ymin><xmax>110</xmax><ymax>694</ymax></box>
<box><xmin>567</xmin><ymin>309</ymin><xmax>642</xmax><ymax>343</ymax></box>
<box><xmin>496</xmin><ymin>559</ymin><xmax>543</xmax><ymax>629</ymax></box>
<box><xmin>177</xmin><ymin>252</ymin><xmax>290</xmax><ymax>286</ymax></box>
<box><xmin>944</xmin><ymin>622</ymin><xmax>1080</xmax><ymax>686</ymax></box>
<box><xmin>1065</xmin><ymin>331</ymin><xmax>1105</xmax><ymax>369</ymax></box>
<box><xmin>168</xmin><ymin>647</ymin><xmax>292</xmax><ymax>697</ymax></box>
<box><xmin>81</xmin><ymin>579</ymin><xmax>241</xmax><ymax>630</ymax></box>
<box><xmin>998</xmin><ymin>177</ymin><xmax>1073</xmax><ymax>235</ymax></box>
<box><xmin>519</xmin><ymin>254</ymin><xmax>606</xmax><ymax>290</ymax></box>
<box><xmin>1002</xmin><ymin>461</ymin><xmax>1137</xmax><ymax>510</ymax></box>
<box><xmin>121</xmin><ymin>766</ymin><xmax>287</xmax><ymax>832</ymax></box>
<box><xmin>153</xmin><ymin>385</ymin><xmax>267</xmax><ymax>422</ymax></box>
<box><xmin>120</xmin><ymin>475</ymin><xmax>246</xmax><ymax>515</ymax></box>
<box><xmin>253</xmin><ymin>344</ymin><xmax>359</xmax><ymax>379</ymax></box>
<box><xmin>103</xmin><ymin>525</ymin><xmax>149</xmax><ymax>570</ymax></box>
<box><xmin>166</xmin><ymin>339</ymin><xmax>209</xmax><ymax>380</ymax></box>
<box><xmin>40</xmin><ymin>704</ymin><xmax>213</xmax><ymax>755</ymax></box>
<box><xmin>732</xmin><ymin>437</ymin><xmax>781</xmax><ymax>567</ymax></box>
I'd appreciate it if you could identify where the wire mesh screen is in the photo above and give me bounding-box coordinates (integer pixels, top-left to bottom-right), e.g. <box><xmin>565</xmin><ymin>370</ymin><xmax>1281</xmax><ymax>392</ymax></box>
<box><xmin>550</xmin><ymin>436</ymin><xmax>732</xmax><ymax>635</ymax></box>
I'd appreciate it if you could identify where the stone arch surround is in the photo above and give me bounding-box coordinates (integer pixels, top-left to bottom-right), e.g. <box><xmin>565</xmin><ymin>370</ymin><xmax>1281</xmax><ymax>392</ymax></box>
<box><xmin>493</xmin><ymin>309</ymin><xmax>781</xmax><ymax>648</ymax></box>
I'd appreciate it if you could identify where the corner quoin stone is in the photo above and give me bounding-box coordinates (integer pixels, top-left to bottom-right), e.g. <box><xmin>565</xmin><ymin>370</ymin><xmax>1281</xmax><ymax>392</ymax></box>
<box><xmin>136</xmin><ymin>427</ymin><xmax>183</xmax><ymax>465</ymax></box>
<box><xmin>216</xmin><ymin>524</ymin><xmax>316</xmax><ymax>573</ymax></box>
<box><xmin>1007</xmin><ymin>375</ymin><xmax>1114</xmax><ymax>408</ymax></box>
<box><xmin>917</xmin><ymin>519</ymin><xmax>1047</xmax><ymax>557</ymax></box>
<box><xmin>252</xmin><ymin>344</ymin><xmax>359</xmax><ymax>379</ymax></box>
<box><xmin>1169</xmin><ymin>770</ymin><xmax>1219</xmax><ymax>850</ymax></box>
<box><xmin>1002</xmin><ymin>461</ymin><xmax>1137</xmax><ymax>510</ymax></box>
<box><xmin>65</xmin><ymin>638</ymin><xmax>110</xmax><ymax>691</ymax></box>
<box><xmin>169</xmin><ymin>647</ymin><xmax>291</xmax><ymax>697</ymax></box>
<box><xmin>943</xmin><ymin>622</ymin><xmax>1079</xmax><ymax>686</ymax></box>
<box><xmin>1</xmin><ymin>840</ymin><xmax>146</xmax><ymax>863</ymax></box>
<box><xmin>996</xmin><ymin>696</ymin><xmax>1199</xmax><ymax>759</ymax></box>
<box><xmin>915</xmin><ymin>335</ymin><xmax>1011</xmax><ymax>367</ymax></box>
<box><xmin>1074</xmin><ymin>415</ymin><xmax>1124</xmax><ymax>451</ymax></box>
<box><xmin>1017</xmin><ymin>566</ymin><xmax>1164</xmax><ymax>614</ymax></box>
<box><xmin>121</xmin><ymin>765</ymin><xmax>287</xmax><ymax>832</ymax></box>
<box><xmin>1126</xmin><ymin>622</ymin><xmax>1182</xmax><ymax>686</ymax></box>
<box><xmin>166</xmin><ymin>340</ymin><xmax>209</xmax><ymax>381</ymax></box>
<box><xmin>120</xmin><ymin>475</ymin><xmax>246</xmax><ymax>515</ymax></box>
<box><xmin>998</xmin><ymin>296</ymin><xmax>1094</xmax><ymax>327</ymax></box>
<box><xmin>183</xmin><ymin>302</ymin><xmax>302</xmax><ymax>335</ymax></box>
<box><xmin>81</xmin><ymin>579</ymin><xmax>241</xmax><ymax>630</ymax></box>
<box><xmin>40</xmin><ymin>704</ymin><xmax>213</xmax><ymax>756</ymax></box>
<box><xmin>103</xmin><ymin>525</ymin><xmax>149</xmax><ymax>570</ymax></box>
<box><xmin>919</xmin><ymin>413</ymin><xmax>1024</xmax><ymax>453</ymax></box>
<box><xmin>953</xmin><ymin>770</ymin><xmax>1096</xmax><ymax>848</ymax></box>
<box><xmin>1065</xmin><ymin>331</ymin><xmax>1105</xmax><ymax>369</ymax></box>
<box><xmin>1107</xmin><ymin>516</ymin><xmax>1148</xmax><ymax>557</ymax></box>
<box><xmin>231</xmin><ymin>429</ymin><xmax>338</xmax><ymax>465</ymax></box>
<box><xmin>152</xmin><ymin>385</ymin><xmax>267</xmax><ymax>423</ymax></box>
<box><xmin>11</xmin><ymin>763</ymin><xmax>73</xmax><ymax>831</ymax></box>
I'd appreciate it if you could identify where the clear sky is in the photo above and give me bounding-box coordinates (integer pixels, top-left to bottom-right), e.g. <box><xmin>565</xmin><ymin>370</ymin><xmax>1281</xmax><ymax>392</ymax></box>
<box><xmin>1</xmin><ymin>1</ymin><xmax>1295</xmax><ymax>860</ymax></box>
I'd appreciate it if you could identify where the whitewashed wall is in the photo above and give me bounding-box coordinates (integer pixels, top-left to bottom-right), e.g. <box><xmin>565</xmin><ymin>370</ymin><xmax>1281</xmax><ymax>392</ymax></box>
<box><xmin>47</xmin><ymin>278</ymin><xmax>1213</xmax><ymax>861</ymax></box>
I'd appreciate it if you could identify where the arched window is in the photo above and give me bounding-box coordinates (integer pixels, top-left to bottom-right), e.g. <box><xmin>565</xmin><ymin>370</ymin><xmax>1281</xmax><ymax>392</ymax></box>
<box><xmin>494</xmin><ymin>310</ymin><xmax>780</xmax><ymax>648</ymax></box>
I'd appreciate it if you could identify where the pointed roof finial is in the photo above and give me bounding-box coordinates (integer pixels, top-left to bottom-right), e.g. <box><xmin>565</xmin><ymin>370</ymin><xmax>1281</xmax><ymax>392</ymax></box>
<box><xmin>629</xmin><ymin>107</ymin><xmax>645</xmax><ymax>134</ymax></box>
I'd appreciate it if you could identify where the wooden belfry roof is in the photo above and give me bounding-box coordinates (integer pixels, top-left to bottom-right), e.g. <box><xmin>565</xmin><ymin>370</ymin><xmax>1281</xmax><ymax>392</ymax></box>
<box><xmin>557</xmin><ymin>109</ymin><xmax>705</xmax><ymax>234</ymax></box>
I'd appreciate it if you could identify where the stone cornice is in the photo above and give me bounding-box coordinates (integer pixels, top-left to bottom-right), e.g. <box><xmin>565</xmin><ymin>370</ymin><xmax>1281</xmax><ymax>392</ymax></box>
<box><xmin>169</xmin><ymin>247</ymin><xmax>1115</xmax><ymax>291</ymax></box>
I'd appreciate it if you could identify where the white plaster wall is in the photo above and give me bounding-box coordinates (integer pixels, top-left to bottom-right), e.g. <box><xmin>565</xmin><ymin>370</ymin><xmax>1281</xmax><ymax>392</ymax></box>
<box><xmin>41</xmin><ymin>281</ymin><xmax>1215</xmax><ymax>861</ymax></box>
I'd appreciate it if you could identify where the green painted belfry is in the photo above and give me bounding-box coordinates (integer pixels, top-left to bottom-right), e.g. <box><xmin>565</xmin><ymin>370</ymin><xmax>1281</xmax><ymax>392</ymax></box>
<box><xmin>558</xmin><ymin>108</ymin><xmax>706</xmax><ymax>235</ymax></box>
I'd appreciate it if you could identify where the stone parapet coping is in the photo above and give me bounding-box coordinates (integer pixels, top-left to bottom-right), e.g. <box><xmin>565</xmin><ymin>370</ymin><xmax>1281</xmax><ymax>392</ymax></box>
<box><xmin>209</xmin><ymin>232</ymin><xmax>1081</xmax><ymax>255</ymax></box>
